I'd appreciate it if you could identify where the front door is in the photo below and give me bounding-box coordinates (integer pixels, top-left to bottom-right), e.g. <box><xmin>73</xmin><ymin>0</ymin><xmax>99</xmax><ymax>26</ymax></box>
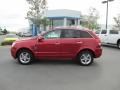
<box><xmin>36</xmin><ymin>30</ymin><xmax>61</xmax><ymax>59</ymax></box>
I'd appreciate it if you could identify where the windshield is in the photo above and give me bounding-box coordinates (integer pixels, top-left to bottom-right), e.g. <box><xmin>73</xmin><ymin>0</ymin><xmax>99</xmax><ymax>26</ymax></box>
<box><xmin>95</xmin><ymin>30</ymin><xmax>100</xmax><ymax>34</ymax></box>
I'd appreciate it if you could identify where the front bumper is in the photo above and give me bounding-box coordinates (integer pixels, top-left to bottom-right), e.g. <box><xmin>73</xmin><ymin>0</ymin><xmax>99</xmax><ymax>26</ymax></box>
<box><xmin>11</xmin><ymin>47</ymin><xmax>17</xmax><ymax>59</ymax></box>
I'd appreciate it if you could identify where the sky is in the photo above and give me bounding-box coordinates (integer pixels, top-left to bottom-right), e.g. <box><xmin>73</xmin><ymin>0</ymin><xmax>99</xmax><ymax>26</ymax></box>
<box><xmin>0</xmin><ymin>0</ymin><xmax>120</xmax><ymax>31</ymax></box>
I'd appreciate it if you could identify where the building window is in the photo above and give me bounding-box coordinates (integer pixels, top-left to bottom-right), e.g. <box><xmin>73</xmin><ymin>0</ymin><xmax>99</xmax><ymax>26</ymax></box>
<box><xmin>67</xmin><ymin>19</ymin><xmax>75</xmax><ymax>26</ymax></box>
<box><xmin>52</xmin><ymin>19</ymin><xmax>64</xmax><ymax>27</ymax></box>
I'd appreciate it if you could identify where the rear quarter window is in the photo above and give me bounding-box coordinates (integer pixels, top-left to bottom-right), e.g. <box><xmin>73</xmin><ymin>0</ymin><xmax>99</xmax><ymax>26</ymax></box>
<box><xmin>80</xmin><ymin>31</ymin><xmax>93</xmax><ymax>38</ymax></box>
<box><xmin>88</xmin><ymin>31</ymin><xmax>99</xmax><ymax>39</ymax></box>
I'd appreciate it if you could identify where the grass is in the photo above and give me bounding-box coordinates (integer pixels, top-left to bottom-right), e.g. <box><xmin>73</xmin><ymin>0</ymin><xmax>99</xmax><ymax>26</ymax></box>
<box><xmin>1</xmin><ymin>40</ymin><xmax>15</xmax><ymax>46</ymax></box>
<box><xmin>0</xmin><ymin>43</ymin><xmax>11</xmax><ymax>47</ymax></box>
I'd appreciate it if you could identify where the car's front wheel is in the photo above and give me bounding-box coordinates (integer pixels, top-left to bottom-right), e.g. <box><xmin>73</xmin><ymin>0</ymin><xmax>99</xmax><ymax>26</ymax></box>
<box><xmin>17</xmin><ymin>50</ymin><xmax>34</xmax><ymax>65</ymax></box>
<box><xmin>77</xmin><ymin>51</ymin><xmax>93</xmax><ymax>66</ymax></box>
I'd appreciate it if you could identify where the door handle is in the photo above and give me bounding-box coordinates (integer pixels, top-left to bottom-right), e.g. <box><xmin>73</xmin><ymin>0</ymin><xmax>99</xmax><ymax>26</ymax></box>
<box><xmin>55</xmin><ymin>42</ymin><xmax>60</xmax><ymax>44</ymax></box>
<box><xmin>76</xmin><ymin>42</ymin><xmax>83</xmax><ymax>44</ymax></box>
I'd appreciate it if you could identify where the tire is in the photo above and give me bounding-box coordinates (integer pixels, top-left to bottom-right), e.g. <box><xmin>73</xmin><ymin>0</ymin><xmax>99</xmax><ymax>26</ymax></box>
<box><xmin>117</xmin><ymin>41</ymin><xmax>120</xmax><ymax>49</ymax></box>
<box><xmin>77</xmin><ymin>51</ymin><xmax>93</xmax><ymax>66</ymax></box>
<box><xmin>17</xmin><ymin>50</ymin><xmax>34</xmax><ymax>65</ymax></box>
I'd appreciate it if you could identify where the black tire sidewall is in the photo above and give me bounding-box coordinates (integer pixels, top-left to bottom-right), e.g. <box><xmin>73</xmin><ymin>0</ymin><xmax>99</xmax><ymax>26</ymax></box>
<box><xmin>77</xmin><ymin>51</ymin><xmax>93</xmax><ymax>66</ymax></box>
<box><xmin>17</xmin><ymin>50</ymin><xmax>33</xmax><ymax>65</ymax></box>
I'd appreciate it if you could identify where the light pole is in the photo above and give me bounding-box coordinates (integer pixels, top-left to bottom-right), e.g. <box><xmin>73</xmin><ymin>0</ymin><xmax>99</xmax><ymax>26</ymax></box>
<box><xmin>102</xmin><ymin>0</ymin><xmax>114</xmax><ymax>30</ymax></box>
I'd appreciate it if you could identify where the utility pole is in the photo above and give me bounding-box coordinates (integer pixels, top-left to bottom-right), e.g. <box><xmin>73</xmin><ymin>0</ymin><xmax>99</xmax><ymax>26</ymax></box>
<box><xmin>102</xmin><ymin>0</ymin><xmax>114</xmax><ymax>30</ymax></box>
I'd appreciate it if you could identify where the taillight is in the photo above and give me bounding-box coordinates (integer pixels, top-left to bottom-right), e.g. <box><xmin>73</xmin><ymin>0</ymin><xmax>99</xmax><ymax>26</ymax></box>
<box><xmin>98</xmin><ymin>42</ymin><xmax>102</xmax><ymax>47</ymax></box>
<box><xmin>96</xmin><ymin>39</ymin><xmax>102</xmax><ymax>48</ymax></box>
<box><xmin>88</xmin><ymin>30</ymin><xmax>102</xmax><ymax>48</ymax></box>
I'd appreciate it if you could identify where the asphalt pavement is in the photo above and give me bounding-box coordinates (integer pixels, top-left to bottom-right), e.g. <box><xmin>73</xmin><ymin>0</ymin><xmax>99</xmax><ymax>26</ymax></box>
<box><xmin>0</xmin><ymin>46</ymin><xmax>120</xmax><ymax>90</ymax></box>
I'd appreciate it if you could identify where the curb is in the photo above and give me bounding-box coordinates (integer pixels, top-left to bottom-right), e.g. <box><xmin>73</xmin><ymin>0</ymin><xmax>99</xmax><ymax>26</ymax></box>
<box><xmin>0</xmin><ymin>45</ymin><xmax>11</xmax><ymax>48</ymax></box>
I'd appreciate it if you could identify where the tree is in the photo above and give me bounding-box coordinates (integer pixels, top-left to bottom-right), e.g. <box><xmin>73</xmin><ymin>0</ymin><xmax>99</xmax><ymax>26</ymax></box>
<box><xmin>2</xmin><ymin>29</ymin><xmax>8</xmax><ymax>34</ymax></box>
<box><xmin>113</xmin><ymin>14</ymin><xmax>120</xmax><ymax>30</ymax></box>
<box><xmin>26</xmin><ymin>0</ymin><xmax>47</xmax><ymax>31</ymax></box>
<box><xmin>41</xmin><ymin>17</ymin><xmax>50</xmax><ymax>31</ymax></box>
<box><xmin>81</xmin><ymin>7</ymin><xmax>100</xmax><ymax>30</ymax></box>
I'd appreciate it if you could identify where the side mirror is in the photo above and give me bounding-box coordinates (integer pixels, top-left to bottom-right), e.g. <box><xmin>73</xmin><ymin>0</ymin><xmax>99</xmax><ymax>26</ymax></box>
<box><xmin>37</xmin><ymin>36</ymin><xmax>44</xmax><ymax>42</ymax></box>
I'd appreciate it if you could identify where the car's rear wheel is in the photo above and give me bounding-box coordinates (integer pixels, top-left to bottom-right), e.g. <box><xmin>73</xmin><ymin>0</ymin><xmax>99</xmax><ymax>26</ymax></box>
<box><xmin>17</xmin><ymin>50</ymin><xmax>34</xmax><ymax>65</ymax></box>
<box><xmin>77</xmin><ymin>51</ymin><xmax>93</xmax><ymax>66</ymax></box>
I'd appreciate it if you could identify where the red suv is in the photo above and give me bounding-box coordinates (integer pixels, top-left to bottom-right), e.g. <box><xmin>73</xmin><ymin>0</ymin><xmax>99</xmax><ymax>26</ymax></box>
<box><xmin>11</xmin><ymin>28</ymin><xmax>102</xmax><ymax>66</ymax></box>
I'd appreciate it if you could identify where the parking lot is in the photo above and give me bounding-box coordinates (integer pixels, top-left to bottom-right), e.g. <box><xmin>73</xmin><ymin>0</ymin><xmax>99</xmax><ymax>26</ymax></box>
<box><xmin>0</xmin><ymin>45</ymin><xmax>120</xmax><ymax>90</ymax></box>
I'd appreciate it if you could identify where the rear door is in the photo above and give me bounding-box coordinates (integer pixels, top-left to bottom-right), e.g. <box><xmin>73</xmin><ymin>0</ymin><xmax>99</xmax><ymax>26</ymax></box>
<box><xmin>60</xmin><ymin>29</ymin><xmax>83</xmax><ymax>58</ymax></box>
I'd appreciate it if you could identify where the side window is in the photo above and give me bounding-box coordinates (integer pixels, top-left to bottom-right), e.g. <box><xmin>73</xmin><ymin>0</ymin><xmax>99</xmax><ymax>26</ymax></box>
<box><xmin>110</xmin><ymin>30</ymin><xmax>118</xmax><ymax>34</ymax></box>
<box><xmin>101</xmin><ymin>30</ymin><xmax>107</xmax><ymax>34</ymax></box>
<box><xmin>61</xmin><ymin>30</ymin><xmax>75</xmax><ymax>38</ymax></box>
<box><xmin>80</xmin><ymin>31</ymin><xmax>93</xmax><ymax>38</ymax></box>
<box><xmin>74</xmin><ymin>30</ymin><xmax>81</xmax><ymax>38</ymax></box>
<box><xmin>61</xmin><ymin>30</ymin><xmax>92</xmax><ymax>38</ymax></box>
<box><xmin>44</xmin><ymin>30</ymin><xmax>61</xmax><ymax>39</ymax></box>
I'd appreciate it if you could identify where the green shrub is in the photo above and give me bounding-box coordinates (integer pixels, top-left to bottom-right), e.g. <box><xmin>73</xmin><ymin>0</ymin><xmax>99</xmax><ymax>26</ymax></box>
<box><xmin>1</xmin><ymin>40</ymin><xmax>16</xmax><ymax>46</ymax></box>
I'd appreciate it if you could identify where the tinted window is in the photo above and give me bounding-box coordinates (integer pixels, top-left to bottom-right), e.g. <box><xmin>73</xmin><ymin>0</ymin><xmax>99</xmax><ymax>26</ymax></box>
<box><xmin>44</xmin><ymin>30</ymin><xmax>61</xmax><ymax>39</ymax></box>
<box><xmin>61</xmin><ymin>30</ymin><xmax>75</xmax><ymax>38</ymax></box>
<box><xmin>74</xmin><ymin>30</ymin><xmax>81</xmax><ymax>38</ymax></box>
<box><xmin>101</xmin><ymin>30</ymin><xmax>107</xmax><ymax>34</ymax></box>
<box><xmin>61</xmin><ymin>29</ymin><xmax>92</xmax><ymax>38</ymax></box>
<box><xmin>110</xmin><ymin>30</ymin><xmax>118</xmax><ymax>34</ymax></box>
<box><xmin>80</xmin><ymin>31</ymin><xmax>93</xmax><ymax>38</ymax></box>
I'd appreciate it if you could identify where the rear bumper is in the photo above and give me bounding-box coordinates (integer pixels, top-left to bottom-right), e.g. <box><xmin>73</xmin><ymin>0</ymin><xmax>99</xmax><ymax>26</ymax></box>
<box><xmin>94</xmin><ymin>48</ymin><xmax>102</xmax><ymax>58</ymax></box>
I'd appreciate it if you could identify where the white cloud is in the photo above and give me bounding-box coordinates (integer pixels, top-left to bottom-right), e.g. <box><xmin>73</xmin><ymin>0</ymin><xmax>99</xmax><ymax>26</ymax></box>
<box><xmin>47</xmin><ymin>0</ymin><xmax>120</xmax><ymax>24</ymax></box>
<box><xmin>0</xmin><ymin>0</ymin><xmax>29</xmax><ymax>31</ymax></box>
<box><xmin>0</xmin><ymin>0</ymin><xmax>119</xmax><ymax>31</ymax></box>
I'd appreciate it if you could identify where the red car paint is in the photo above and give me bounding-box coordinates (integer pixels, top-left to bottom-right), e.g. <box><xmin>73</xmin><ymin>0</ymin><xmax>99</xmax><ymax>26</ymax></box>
<box><xmin>11</xmin><ymin>28</ymin><xmax>102</xmax><ymax>61</ymax></box>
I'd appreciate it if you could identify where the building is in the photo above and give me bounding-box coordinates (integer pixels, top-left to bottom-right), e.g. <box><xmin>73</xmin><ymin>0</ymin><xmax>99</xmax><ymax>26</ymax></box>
<box><xmin>29</xmin><ymin>9</ymin><xmax>83</xmax><ymax>35</ymax></box>
<box><xmin>46</xmin><ymin>9</ymin><xmax>82</xmax><ymax>28</ymax></box>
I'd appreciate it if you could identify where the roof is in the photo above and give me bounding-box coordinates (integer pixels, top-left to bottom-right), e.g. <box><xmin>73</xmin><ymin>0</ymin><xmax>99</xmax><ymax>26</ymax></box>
<box><xmin>48</xmin><ymin>26</ymin><xmax>91</xmax><ymax>32</ymax></box>
<box><xmin>46</xmin><ymin>9</ymin><xmax>81</xmax><ymax>19</ymax></box>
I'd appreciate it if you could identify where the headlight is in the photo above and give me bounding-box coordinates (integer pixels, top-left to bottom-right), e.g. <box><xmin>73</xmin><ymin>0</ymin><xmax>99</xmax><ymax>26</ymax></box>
<box><xmin>11</xmin><ymin>42</ymin><xmax>16</xmax><ymax>47</ymax></box>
